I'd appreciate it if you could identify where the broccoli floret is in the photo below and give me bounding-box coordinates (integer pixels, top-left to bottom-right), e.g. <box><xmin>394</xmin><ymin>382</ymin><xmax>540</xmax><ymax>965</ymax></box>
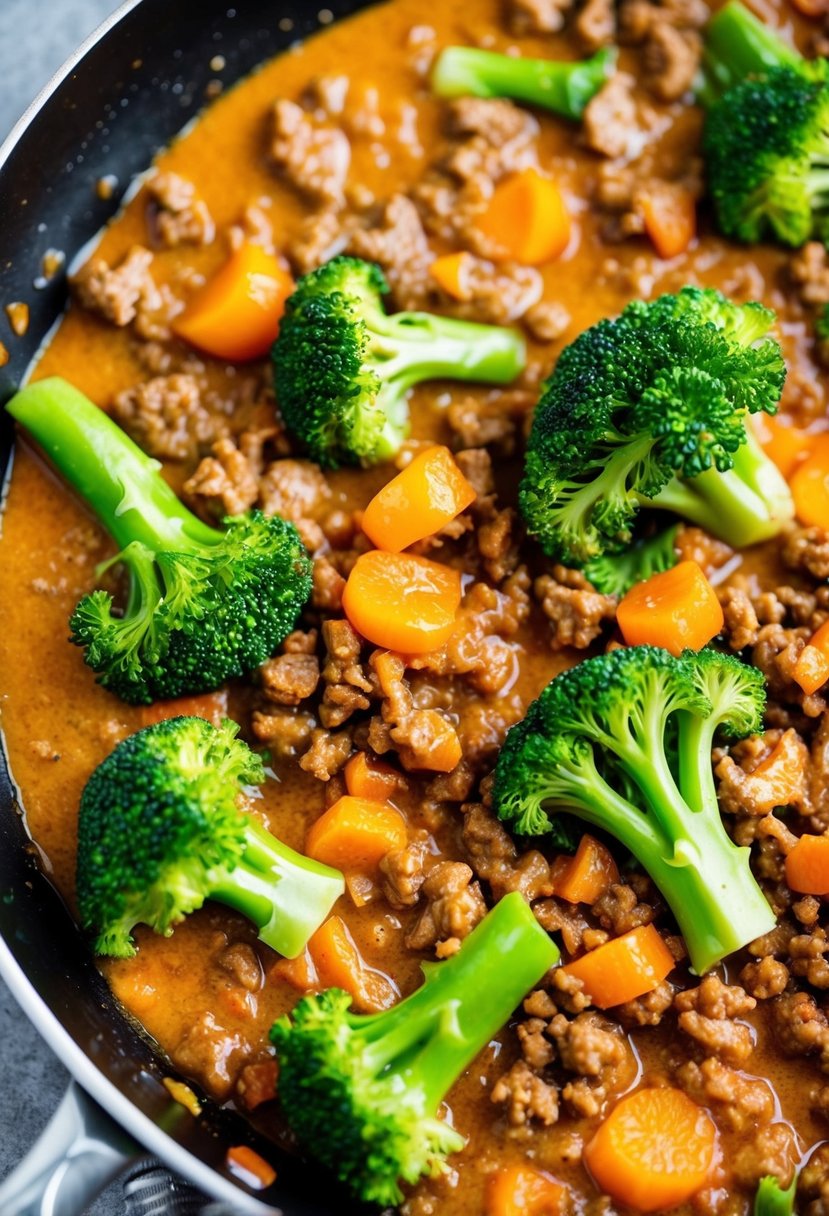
<box><xmin>753</xmin><ymin>1175</ymin><xmax>797</xmax><ymax>1216</ymax></box>
<box><xmin>6</xmin><ymin>377</ymin><xmax>311</xmax><ymax>704</ymax></box>
<box><xmin>520</xmin><ymin>286</ymin><xmax>792</xmax><ymax>566</ymax></box>
<box><xmin>582</xmin><ymin>523</ymin><xmax>681</xmax><ymax>597</ymax></box>
<box><xmin>492</xmin><ymin>646</ymin><xmax>776</xmax><ymax>974</ymax></box>
<box><xmin>270</xmin><ymin>892</ymin><xmax>558</xmax><ymax>1205</ymax></box>
<box><xmin>76</xmin><ymin>716</ymin><xmax>344</xmax><ymax>959</ymax></box>
<box><xmin>431</xmin><ymin>45</ymin><xmax>616</xmax><ymax>120</ymax></box>
<box><xmin>271</xmin><ymin>256</ymin><xmax>526</xmax><ymax>468</ymax></box>
<box><xmin>701</xmin><ymin>2</ymin><xmax>829</xmax><ymax>246</ymax></box>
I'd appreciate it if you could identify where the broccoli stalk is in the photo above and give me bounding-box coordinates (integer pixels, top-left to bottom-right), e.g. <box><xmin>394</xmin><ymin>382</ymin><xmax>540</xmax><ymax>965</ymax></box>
<box><xmin>76</xmin><ymin>716</ymin><xmax>344</xmax><ymax>959</ymax></box>
<box><xmin>583</xmin><ymin>523</ymin><xmax>680</xmax><ymax>597</ymax></box>
<box><xmin>431</xmin><ymin>46</ymin><xmax>616</xmax><ymax>120</ymax></box>
<box><xmin>493</xmin><ymin>646</ymin><xmax>776</xmax><ymax>975</ymax></box>
<box><xmin>6</xmin><ymin>377</ymin><xmax>311</xmax><ymax>704</ymax></box>
<box><xmin>270</xmin><ymin>891</ymin><xmax>559</xmax><ymax>1206</ymax></box>
<box><xmin>753</xmin><ymin>1175</ymin><xmax>797</xmax><ymax>1216</ymax></box>
<box><xmin>272</xmin><ymin>256</ymin><xmax>526</xmax><ymax>468</ymax></box>
<box><xmin>519</xmin><ymin>286</ymin><xmax>793</xmax><ymax>566</ymax></box>
<box><xmin>700</xmin><ymin>0</ymin><xmax>802</xmax><ymax>104</ymax></box>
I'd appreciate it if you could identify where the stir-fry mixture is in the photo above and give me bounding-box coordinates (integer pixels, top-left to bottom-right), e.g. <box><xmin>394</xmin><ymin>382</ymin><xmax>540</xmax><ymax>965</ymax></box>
<box><xmin>4</xmin><ymin>0</ymin><xmax>829</xmax><ymax>1210</ymax></box>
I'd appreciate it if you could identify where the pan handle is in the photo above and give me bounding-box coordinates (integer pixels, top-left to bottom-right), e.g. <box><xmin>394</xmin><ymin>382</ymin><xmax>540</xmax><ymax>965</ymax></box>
<box><xmin>0</xmin><ymin>1078</ymin><xmax>139</xmax><ymax>1215</ymax></box>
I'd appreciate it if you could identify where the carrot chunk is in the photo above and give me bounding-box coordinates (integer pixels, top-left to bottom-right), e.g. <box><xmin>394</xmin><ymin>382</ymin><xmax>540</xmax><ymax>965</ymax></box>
<box><xmin>308</xmin><ymin>915</ymin><xmax>398</xmax><ymax>1012</ymax></box>
<box><xmin>584</xmin><ymin>1087</ymin><xmax>717</xmax><ymax>1212</ymax></box>
<box><xmin>616</xmin><ymin>560</ymin><xmax>724</xmax><ymax>655</ymax></box>
<box><xmin>476</xmin><ymin>169</ymin><xmax>571</xmax><ymax>265</ymax></box>
<box><xmin>733</xmin><ymin>728</ymin><xmax>808</xmax><ymax>813</ymax></box>
<box><xmin>342</xmin><ymin>550</ymin><xmax>462</xmax><ymax>654</ymax></box>
<box><xmin>226</xmin><ymin>1145</ymin><xmax>277</xmax><ymax>1191</ymax></box>
<box><xmin>173</xmin><ymin>243</ymin><xmax>293</xmax><ymax>362</ymax></box>
<box><xmin>561</xmin><ymin>925</ymin><xmax>675</xmax><ymax>1008</ymax></box>
<box><xmin>362</xmin><ymin>446</ymin><xmax>477</xmax><ymax>553</ymax></box>
<box><xmin>270</xmin><ymin>946</ymin><xmax>318</xmax><ymax>993</ymax></box>
<box><xmin>430</xmin><ymin>252</ymin><xmax>473</xmax><ymax>301</ymax></box>
<box><xmin>785</xmin><ymin>834</ymin><xmax>829</xmax><ymax>895</ymax></box>
<box><xmin>790</xmin><ymin>435</ymin><xmax>829</xmax><ymax>529</ymax></box>
<box><xmin>639</xmin><ymin>186</ymin><xmax>696</xmax><ymax>259</ymax></box>
<box><xmin>553</xmin><ymin>834</ymin><xmax>620</xmax><ymax>905</ymax></box>
<box><xmin>344</xmin><ymin>751</ymin><xmax>403</xmax><ymax>801</ymax></box>
<box><xmin>486</xmin><ymin>1164</ymin><xmax>566</xmax><ymax>1216</ymax></box>
<box><xmin>138</xmin><ymin>689</ymin><xmax>228</xmax><ymax>728</ymax></box>
<box><xmin>752</xmin><ymin>413</ymin><xmax>813</xmax><ymax>479</ymax></box>
<box><xmin>236</xmin><ymin>1059</ymin><xmax>279</xmax><ymax>1111</ymax></box>
<box><xmin>305</xmin><ymin>795</ymin><xmax>407</xmax><ymax>872</ymax></box>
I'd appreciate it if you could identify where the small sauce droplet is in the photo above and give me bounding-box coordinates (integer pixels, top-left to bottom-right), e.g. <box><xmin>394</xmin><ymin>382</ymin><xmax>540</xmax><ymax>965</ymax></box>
<box><xmin>95</xmin><ymin>174</ymin><xmax>119</xmax><ymax>200</ymax></box>
<box><xmin>0</xmin><ymin>341</ymin><xmax>9</xmax><ymax>367</ymax></box>
<box><xmin>209</xmin><ymin>53</ymin><xmax>226</xmax><ymax>71</ymax></box>
<box><xmin>5</xmin><ymin>302</ymin><xmax>29</xmax><ymax>336</ymax></box>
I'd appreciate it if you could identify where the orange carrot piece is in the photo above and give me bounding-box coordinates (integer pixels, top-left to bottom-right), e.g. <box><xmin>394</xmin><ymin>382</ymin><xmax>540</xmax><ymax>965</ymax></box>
<box><xmin>486</xmin><ymin>1164</ymin><xmax>566</xmax><ymax>1216</ymax></box>
<box><xmin>616</xmin><ymin>560</ymin><xmax>724</xmax><ymax>656</ymax></box>
<box><xmin>342</xmin><ymin>550</ymin><xmax>462</xmax><ymax>654</ymax></box>
<box><xmin>553</xmin><ymin>834</ymin><xmax>620</xmax><ymax>905</ymax></box>
<box><xmin>413</xmin><ymin>710</ymin><xmax>463</xmax><ymax>772</ymax></box>
<box><xmin>430</xmin><ymin>252</ymin><xmax>473</xmax><ymax>301</ymax></box>
<box><xmin>173</xmin><ymin>243</ymin><xmax>293</xmax><ymax>362</ymax></box>
<box><xmin>584</xmin><ymin>1087</ymin><xmax>717</xmax><ymax>1212</ymax></box>
<box><xmin>226</xmin><ymin>1145</ymin><xmax>277</xmax><ymax>1191</ymax></box>
<box><xmin>361</xmin><ymin>445</ymin><xmax>477</xmax><ymax>553</ymax></box>
<box><xmin>308</xmin><ymin>915</ymin><xmax>398</xmax><ymax>1012</ymax></box>
<box><xmin>735</xmin><ymin>728</ymin><xmax>808</xmax><ymax>812</ymax></box>
<box><xmin>305</xmin><ymin>794</ymin><xmax>407</xmax><ymax>872</ymax></box>
<box><xmin>476</xmin><ymin>169</ymin><xmax>571</xmax><ymax>265</ymax></box>
<box><xmin>561</xmin><ymin>925</ymin><xmax>675</xmax><ymax>1009</ymax></box>
<box><xmin>785</xmin><ymin>833</ymin><xmax>829</xmax><ymax>895</ymax></box>
<box><xmin>344</xmin><ymin>751</ymin><xmax>402</xmax><ymax>801</ymax></box>
<box><xmin>639</xmin><ymin>186</ymin><xmax>696</xmax><ymax>260</ymax></box>
<box><xmin>794</xmin><ymin>618</ymin><xmax>829</xmax><ymax>695</ymax></box>
<box><xmin>752</xmin><ymin>414</ymin><xmax>813</xmax><ymax>479</ymax></box>
<box><xmin>236</xmin><ymin>1059</ymin><xmax>279</xmax><ymax>1111</ymax></box>
<box><xmin>138</xmin><ymin>689</ymin><xmax>228</xmax><ymax>728</ymax></box>
<box><xmin>790</xmin><ymin>435</ymin><xmax>829</xmax><ymax>529</ymax></box>
<box><xmin>270</xmin><ymin>947</ymin><xmax>318</xmax><ymax>993</ymax></box>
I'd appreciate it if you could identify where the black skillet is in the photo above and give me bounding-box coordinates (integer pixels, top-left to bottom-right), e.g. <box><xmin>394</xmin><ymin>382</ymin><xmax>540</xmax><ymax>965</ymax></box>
<box><xmin>0</xmin><ymin>1</ymin><xmax>376</xmax><ymax>1211</ymax></box>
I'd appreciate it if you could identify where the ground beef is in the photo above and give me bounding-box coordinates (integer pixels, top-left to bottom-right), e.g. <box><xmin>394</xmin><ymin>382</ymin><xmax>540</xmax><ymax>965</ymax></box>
<box><xmin>533</xmin><ymin>898</ymin><xmax>594</xmax><ymax>957</ymax></box>
<box><xmin>491</xmin><ymin>1059</ymin><xmax>560</xmax><ymax>1126</ymax></box>
<box><xmin>548</xmin><ymin>1011</ymin><xmax>626</xmax><ymax>1076</ymax></box>
<box><xmin>674</xmin><ymin>525</ymin><xmax>733</xmax><ymax>573</ymax></box>
<box><xmin>740</xmin><ymin>955</ymin><xmax>791</xmax><ymax>1000</ymax></box>
<box><xmin>674</xmin><ymin>976</ymin><xmax>756</xmax><ymax>1066</ymax></box>
<box><xmin>217</xmin><ymin>943</ymin><xmax>263</xmax><ymax>992</ymax></box>
<box><xmin>534</xmin><ymin>567</ymin><xmax>617</xmax><ymax>650</ymax></box>
<box><xmin>184</xmin><ymin>435</ymin><xmax>259</xmax><ymax>518</ymax></box>
<box><xmin>299</xmin><ymin>728</ymin><xmax>353</xmax><ymax>781</ymax></box>
<box><xmin>269</xmin><ymin>98</ymin><xmax>351</xmax><ymax>206</ymax></box>
<box><xmin>379</xmin><ymin>832</ymin><xmax>430</xmax><ymax>908</ymax></box>
<box><xmin>596</xmin><ymin>163</ymin><xmax>702</xmax><ymax>245</ymax></box>
<box><xmin>462</xmin><ymin>802</ymin><xmax>554</xmax><ymax>902</ymax></box>
<box><xmin>432</xmin><ymin>252</ymin><xmax>544</xmax><ymax>326</ymax></box>
<box><xmin>405</xmin><ymin>861</ymin><xmax>487</xmax><ymax>955</ymax></box>
<box><xmin>789</xmin><ymin>929</ymin><xmax>829</xmax><ymax>989</ymax></box>
<box><xmin>675</xmin><ymin>1058</ymin><xmax>776</xmax><ymax>1132</ymax></box>
<box><xmin>258</xmin><ymin>459</ymin><xmax>331</xmax><ymax>547</ymax></box>
<box><xmin>319</xmin><ymin>618</ymin><xmax>376</xmax><ymax>728</ymax></box>
<box><xmin>753</xmin><ymin>623</ymin><xmax>827</xmax><ymax>723</ymax></box>
<box><xmin>582</xmin><ymin>74</ymin><xmax>657</xmax><ymax>160</ymax></box>
<box><xmin>719</xmin><ymin>585</ymin><xmax>762</xmax><ymax>650</ymax></box>
<box><xmin>258</xmin><ymin>653</ymin><xmax>320</xmax><ymax>706</ymax></box>
<box><xmin>592</xmin><ymin>882</ymin><xmax>657</xmax><ymax>937</ymax></box>
<box><xmin>286</xmin><ymin>208</ymin><xmax>351</xmax><ymax>274</ymax></box>
<box><xmin>576</xmin><ymin>0</ymin><xmax>617</xmax><ymax>51</ymax></box>
<box><xmin>615</xmin><ymin>980</ymin><xmax>674</xmax><ymax>1027</ymax></box>
<box><xmin>620</xmin><ymin>0</ymin><xmax>707</xmax><ymax>100</ymax></box>
<box><xmin>72</xmin><ymin>245</ymin><xmax>161</xmax><ymax>327</ymax></box>
<box><xmin>347</xmin><ymin>194</ymin><xmax>433</xmax><ymax>310</ymax></box>
<box><xmin>250</xmin><ymin>705</ymin><xmax>315</xmax><ymax>756</ymax></box>
<box><xmin>506</xmin><ymin>0</ymin><xmax>574</xmax><ymax>33</ymax></box>
<box><xmin>447</xmin><ymin>390</ymin><xmax>534</xmax><ymax>453</ymax></box>
<box><xmin>171</xmin><ymin>1012</ymin><xmax>247</xmax><ymax>1100</ymax></box>
<box><xmin>523</xmin><ymin>299</ymin><xmax>571</xmax><ymax>344</ymax></box>
<box><xmin>791</xmin><ymin>242</ymin><xmax>829</xmax><ymax>308</ymax></box>
<box><xmin>110</xmin><ymin>374</ymin><xmax>215</xmax><ymax>461</ymax></box>
<box><xmin>370</xmin><ymin>650</ymin><xmax>462</xmax><ymax>772</ymax></box>
<box><xmin>147</xmin><ymin>171</ymin><xmax>215</xmax><ymax>247</ymax></box>
<box><xmin>715</xmin><ymin>728</ymin><xmax>810</xmax><ymax>817</ymax></box>
<box><xmin>730</xmin><ymin>1122</ymin><xmax>800</xmax><ymax>1190</ymax></box>
<box><xmin>311</xmin><ymin>556</ymin><xmax>347</xmax><ymax>613</ymax></box>
<box><xmin>784</xmin><ymin>526</ymin><xmax>829</xmax><ymax>582</ymax></box>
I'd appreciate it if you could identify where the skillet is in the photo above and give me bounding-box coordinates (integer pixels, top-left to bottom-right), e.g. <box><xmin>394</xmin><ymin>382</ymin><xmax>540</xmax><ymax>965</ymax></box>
<box><xmin>0</xmin><ymin>1</ymin><xmax>376</xmax><ymax>1210</ymax></box>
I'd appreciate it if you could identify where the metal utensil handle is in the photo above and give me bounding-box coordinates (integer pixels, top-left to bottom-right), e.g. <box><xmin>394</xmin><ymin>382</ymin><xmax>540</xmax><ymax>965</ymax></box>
<box><xmin>0</xmin><ymin>1078</ymin><xmax>138</xmax><ymax>1215</ymax></box>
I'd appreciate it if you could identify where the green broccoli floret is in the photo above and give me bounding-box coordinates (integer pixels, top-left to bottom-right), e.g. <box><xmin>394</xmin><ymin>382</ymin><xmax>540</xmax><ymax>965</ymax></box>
<box><xmin>701</xmin><ymin>2</ymin><xmax>829</xmax><ymax>246</ymax></box>
<box><xmin>431</xmin><ymin>45</ymin><xmax>616</xmax><ymax>120</ymax></box>
<box><xmin>270</xmin><ymin>892</ymin><xmax>558</xmax><ymax>1206</ymax></box>
<box><xmin>582</xmin><ymin>523</ymin><xmax>681</xmax><ymax>597</ymax></box>
<box><xmin>520</xmin><ymin>286</ymin><xmax>792</xmax><ymax>566</ymax></box>
<box><xmin>271</xmin><ymin>256</ymin><xmax>526</xmax><ymax>468</ymax></box>
<box><xmin>492</xmin><ymin>646</ymin><xmax>776</xmax><ymax>975</ymax></box>
<box><xmin>76</xmin><ymin>716</ymin><xmax>344</xmax><ymax>959</ymax></box>
<box><xmin>753</xmin><ymin>1174</ymin><xmax>797</xmax><ymax>1216</ymax></box>
<box><xmin>6</xmin><ymin>377</ymin><xmax>311</xmax><ymax>704</ymax></box>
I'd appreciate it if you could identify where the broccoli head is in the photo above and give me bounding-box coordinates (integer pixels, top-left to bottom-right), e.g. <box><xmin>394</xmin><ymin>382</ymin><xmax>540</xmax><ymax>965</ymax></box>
<box><xmin>77</xmin><ymin>716</ymin><xmax>344</xmax><ymax>958</ymax></box>
<box><xmin>270</xmin><ymin>892</ymin><xmax>558</xmax><ymax>1205</ymax></box>
<box><xmin>582</xmin><ymin>523</ymin><xmax>680</xmax><ymax>597</ymax></box>
<box><xmin>6</xmin><ymin>377</ymin><xmax>312</xmax><ymax>704</ymax></box>
<box><xmin>520</xmin><ymin>286</ymin><xmax>792</xmax><ymax>565</ymax></box>
<box><xmin>272</xmin><ymin>256</ymin><xmax>526</xmax><ymax>468</ymax></box>
<box><xmin>493</xmin><ymin>645</ymin><xmax>775</xmax><ymax>974</ymax></box>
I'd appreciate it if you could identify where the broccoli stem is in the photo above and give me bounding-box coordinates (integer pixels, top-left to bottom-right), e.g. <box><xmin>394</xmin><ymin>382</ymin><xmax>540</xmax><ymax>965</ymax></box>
<box><xmin>700</xmin><ymin>0</ymin><xmax>802</xmax><ymax>105</ymax></box>
<box><xmin>431</xmin><ymin>46</ymin><xmax>616</xmax><ymax>120</ymax></box>
<box><xmin>209</xmin><ymin>818</ymin><xmax>345</xmax><ymax>959</ymax></box>
<box><xmin>6</xmin><ymin>378</ymin><xmax>219</xmax><ymax>554</ymax></box>
<box><xmin>373</xmin><ymin>311</ymin><xmax>527</xmax><ymax>388</ymax></box>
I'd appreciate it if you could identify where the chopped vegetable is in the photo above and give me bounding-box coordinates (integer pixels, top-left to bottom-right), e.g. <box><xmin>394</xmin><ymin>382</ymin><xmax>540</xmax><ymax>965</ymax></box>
<box><xmin>344</xmin><ymin>752</ymin><xmax>402</xmax><ymax>801</ymax></box>
<box><xmin>430</xmin><ymin>252</ymin><xmax>473</xmax><ymax>300</ymax></box>
<box><xmin>305</xmin><ymin>795</ymin><xmax>408</xmax><ymax>872</ymax></box>
<box><xmin>584</xmin><ymin>1087</ymin><xmax>717</xmax><ymax>1212</ymax></box>
<box><xmin>729</xmin><ymin>728</ymin><xmax>809</xmax><ymax>813</ymax></box>
<box><xmin>76</xmin><ymin>717</ymin><xmax>344</xmax><ymax>958</ymax></box>
<box><xmin>431</xmin><ymin>45</ymin><xmax>616</xmax><ymax>120</ymax></box>
<box><xmin>583</xmin><ymin>524</ymin><xmax>680</xmax><ymax>597</ymax></box>
<box><xmin>225</xmin><ymin>1145</ymin><xmax>277</xmax><ymax>1191</ymax></box>
<box><xmin>6</xmin><ymin>378</ymin><xmax>311</xmax><ymax>704</ymax></box>
<box><xmin>272</xmin><ymin>256</ymin><xmax>526</xmax><ymax>468</ymax></box>
<box><xmin>270</xmin><ymin>892</ymin><xmax>560</xmax><ymax>1205</ymax></box>
<box><xmin>561</xmin><ymin>925</ymin><xmax>675</xmax><ymax>1007</ymax></box>
<box><xmin>361</xmin><ymin>445</ymin><xmax>476</xmax><ymax>552</ymax></box>
<box><xmin>789</xmin><ymin>435</ymin><xmax>829</xmax><ymax>528</ymax></box>
<box><xmin>493</xmin><ymin>645</ymin><xmax>776</xmax><ymax>973</ymax></box>
<box><xmin>794</xmin><ymin>618</ymin><xmax>829</xmax><ymax>695</ymax></box>
<box><xmin>307</xmin><ymin>915</ymin><xmax>399</xmax><ymax>1012</ymax></box>
<box><xmin>343</xmin><ymin>550</ymin><xmax>462</xmax><ymax>654</ymax></box>
<box><xmin>785</xmin><ymin>834</ymin><xmax>829</xmax><ymax>895</ymax></box>
<box><xmin>753</xmin><ymin>1173</ymin><xmax>798</xmax><ymax>1215</ymax></box>
<box><xmin>476</xmin><ymin>170</ymin><xmax>571</xmax><ymax>265</ymax></box>
<box><xmin>163</xmin><ymin>1077</ymin><xmax>202</xmax><ymax>1117</ymax></box>
<box><xmin>173</xmin><ymin>243</ymin><xmax>293</xmax><ymax>361</ymax></box>
<box><xmin>639</xmin><ymin>186</ymin><xmax>696</xmax><ymax>259</ymax></box>
<box><xmin>552</xmin><ymin>833</ymin><xmax>619</xmax><ymax>904</ymax></box>
<box><xmin>752</xmin><ymin>413</ymin><xmax>813</xmax><ymax>479</ymax></box>
<box><xmin>486</xmin><ymin>1164</ymin><xmax>566</xmax><ymax>1216</ymax></box>
<box><xmin>615</xmin><ymin>560</ymin><xmax>724</xmax><ymax>656</ymax></box>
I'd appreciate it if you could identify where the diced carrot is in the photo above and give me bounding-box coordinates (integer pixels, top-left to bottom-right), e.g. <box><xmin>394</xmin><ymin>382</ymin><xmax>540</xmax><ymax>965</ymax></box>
<box><xmin>793</xmin><ymin>618</ymin><xmax>829</xmax><ymax>695</ymax></box>
<box><xmin>553</xmin><ymin>834</ymin><xmax>620</xmax><ymax>905</ymax></box>
<box><xmin>639</xmin><ymin>186</ymin><xmax>696</xmax><ymax>260</ymax></box>
<box><xmin>476</xmin><ymin>169</ymin><xmax>571</xmax><ymax>265</ymax></box>
<box><xmin>616</xmin><ymin>560</ymin><xmax>724</xmax><ymax>656</ymax></box>
<box><xmin>361</xmin><ymin>445</ymin><xmax>477</xmax><ymax>553</ymax></box>
<box><xmin>752</xmin><ymin>413</ymin><xmax>813</xmax><ymax>479</ymax></box>
<box><xmin>584</xmin><ymin>1087</ymin><xmax>717</xmax><ymax>1212</ymax></box>
<box><xmin>344</xmin><ymin>751</ymin><xmax>403</xmax><ymax>801</ymax></box>
<box><xmin>342</xmin><ymin>550</ymin><xmax>462</xmax><ymax>654</ymax></box>
<box><xmin>561</xmin><ymin>924</ymin><xmax>675</xmax><ymax>1008</ymax></box>
<box><xmin>138</xmin><ymin>689</ymin><xmax>228</xmax><ymax>728</ymax></box>
<box><xmin>486</xmin><ymin>1164</ymin><xmax>566</xmax><ymax>1216</ymax></box>
<box><xmin>734</xmin><ymin>728</ymin><xmax>808</xmax><ymax>813</ymax></box>
<box><xmin>430</xmin><ymin>251</ymin><xmax>473</xmax><ymax>301</ymax></box>
<box><xmin>305</xmin><ymin>794</ymin><xmax>407</xmax><ymax>872</ymax></box>
<box><xmin>226</xmin><ymin>1145</ymin><xmax>277</xmax><ymax>1191</ymax></box>
<box><xmin>308</xmin><ymin>915</ymin><xmax>398</xmax><ymax>1012</ymax></box>
<box><xmin>218</xmin><ymin>986</ymin><xmax>254</xmax><ymax>1020</ymax></box>
<box><xmin>790</xmin><ymin>435</ymin><xmax>829</xmax><ymax>529</ymax></box>
<box><xmin>785</xmin><ymin>833</ymin><xmax>829</xmax><ymax>895</ymax></box>
<box><xmin>789</xmin><ymin>0</ymin><xmax>828</xmax><ymax>18</ymax></box>
<box><xmin>270</xmin><ymin>947</ymin><xmax>318</xmax><ymax>993</ymax></box>
<box><xmin>236</xmin><ymin>1059</ymin><xmax>278</xmax><ymax>1111</ymax></box>
<box><xmin>173</xmin><ymin>243</ymin><xmax>294</xmax><ymax>362</ymax></box>
<box><xmin>412</xmin><ymin>709</ymin><xmax>463</xmax><ymax>772</ymax></box>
